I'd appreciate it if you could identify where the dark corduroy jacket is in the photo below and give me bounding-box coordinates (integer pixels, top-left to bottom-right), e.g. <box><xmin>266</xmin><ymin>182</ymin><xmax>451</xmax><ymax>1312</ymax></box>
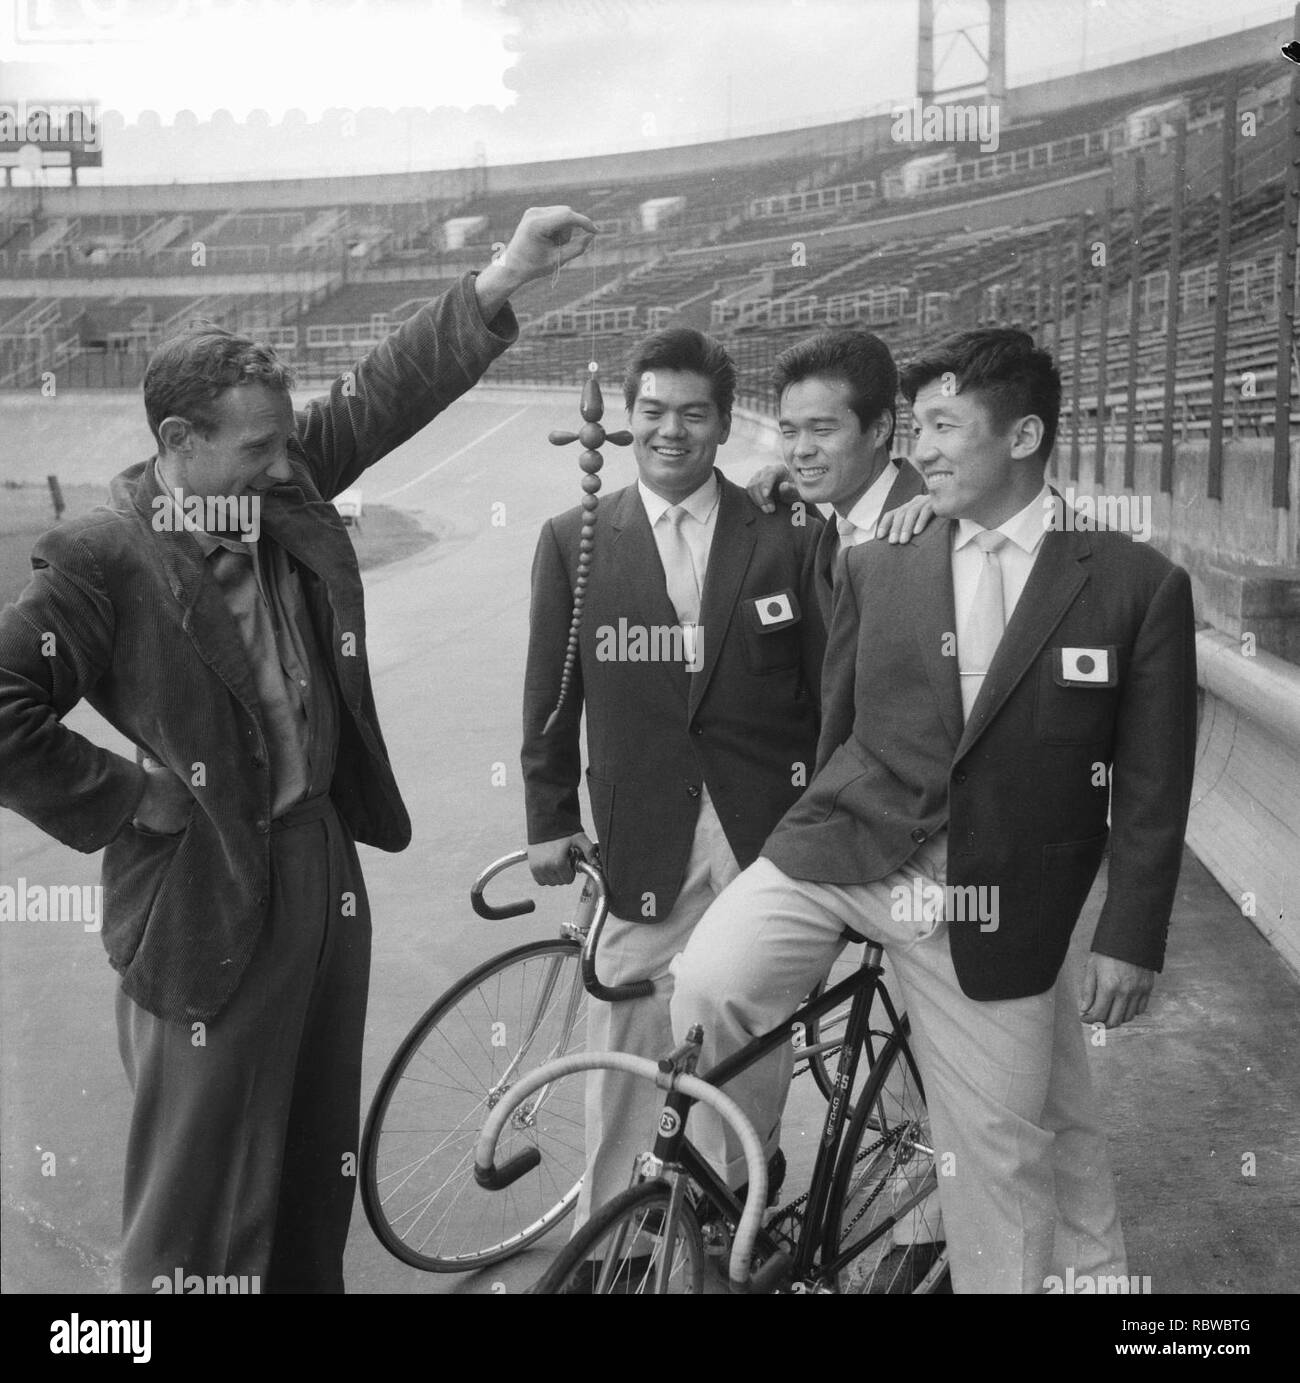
<box><xmin>0</xmin><ymin>273</ymin><xmax>517</xmax><ymax>1021</ymax></box>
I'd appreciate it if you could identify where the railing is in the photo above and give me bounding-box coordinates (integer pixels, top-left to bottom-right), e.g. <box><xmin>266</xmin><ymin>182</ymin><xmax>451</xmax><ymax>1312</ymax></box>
<box><xmin>712</xmin><ymin>284</ymin><xmax>908</xmax><ymax>329</ymax></box>
<box><xmin>304</xmin><ymin>320</ymin><xmax>391</xmax><ymax>348</ymax></box>
<box><xmin>749</xmin><ymin>180</ymin><xmax>877</xmax><ymax>219</ymax></box>
<box><xmin>883</xmin><ymin>129</ymin><xmax>1114</xmax><ymax>199</ymax></box>
<box><xmin>535</xmin><ymin>306</ymin><xmax>637</xmax><ymax>334</ymax></box>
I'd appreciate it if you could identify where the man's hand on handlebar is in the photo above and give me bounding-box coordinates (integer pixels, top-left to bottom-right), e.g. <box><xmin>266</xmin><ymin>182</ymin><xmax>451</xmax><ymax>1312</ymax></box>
<box><xmin>528</xmin><ymin>832</ymin><xmax>596</xmax><ymax>885</ymax></box>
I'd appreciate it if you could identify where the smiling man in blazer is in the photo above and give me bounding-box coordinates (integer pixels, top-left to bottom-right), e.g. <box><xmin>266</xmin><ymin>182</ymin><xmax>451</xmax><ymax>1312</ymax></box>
<box><xmin>771</xmin><ymin>328</ymin><xmax>928</xmax><ymax>620</ymax></box>
<box><xmin>671</xmin><ymin>328</ymin><xmax>1198</xmax><ymax>1293</ymax></box>
<box><xmin>523</xmin><ymin>327</ymin><xmax>826</xmax><ymax>1231</ymax></box>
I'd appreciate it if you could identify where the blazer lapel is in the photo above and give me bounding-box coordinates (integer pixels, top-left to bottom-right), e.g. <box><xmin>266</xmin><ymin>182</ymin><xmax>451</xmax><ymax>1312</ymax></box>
<box><xmin>955</xmin><ymin>525</ymin><xmax>1092</xmax><ymax>759</ymax></box>
<box><xmin>129</xmin><ymin>466</ymin><xmax>263</xmax><ymax>720</ymax></box>
<box><xmin>814</xmin><ymin>512</ymin><xmax>837</xmax><ymax>620</ymax></box>
<box><xmin>908</xmin><ymin>520</ymin><xmax>965</xmax><ymax>751</ymax></box>
<box><xmin>688</xmin><ymin>475</ymin><xmax>756</xmax><ymax>716</ymax></box>
<box><xmin>881</xmin><ymin>457</ymin><xmax>925</xmax><ymax>513</ymax></box>
<box><xmin>607</xmin><ymin>484</ymin><xmax>691</xmax><ymax>704</ymax></box>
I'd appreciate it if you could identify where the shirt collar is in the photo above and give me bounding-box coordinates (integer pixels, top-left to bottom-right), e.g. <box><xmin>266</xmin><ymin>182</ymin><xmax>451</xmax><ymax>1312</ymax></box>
<box><xmin>638</xmin><ymin>471</ymin><xmax>720</xmax><ymax>528</ymax></box>
<box><xmin>954</xmin><ymin>484</ymin><xmax>1052</xmax><ymax>556</ymax></box>
<box><xmin>839</xmin><ymin>460</ymin><xmax>899</xmax><ymax>538</ymax></box>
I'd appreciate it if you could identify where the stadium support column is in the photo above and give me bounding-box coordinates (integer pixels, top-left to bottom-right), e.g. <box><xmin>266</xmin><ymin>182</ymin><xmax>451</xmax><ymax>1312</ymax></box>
<box><xmin>1208</xmin><ymin>74</ymin><xmax>1238</xmax><ymax>502</ymax></box>
<box><xmin>917</xmin><ymin>0</ymin><xmax>935</xmax><ymax>105</ymax></box>
<box><xmin>1071</xmin><ymin>212</ymin><xmax>1088</xmax><ymax>483</ymax></box>
<box><xmin>1273</xmin><ymin>11</ymin><xmax>1300</xmax><ymax>518</ymax></box>
<box><xmin>986</xmin><ymin>0</ymin><xmax>1006</xmax><ymax>105</ymax></box>
<box><xmin>1124</xmin><ymin>157</ymin><xmax>1146</xmax><ymax>488</ymax></box>
<box><xmin>1094</xmin><ymin>187</ymin><xmax>1113</xmax><ymax>486</ymax></box>
<box><xmin>1051</xmin><ymin>224</ymin><xmax>1064</xmax><ymax>358</ymax></box>
<box><xmin>1161</xmin><ymin>119</ymin><xmax>1187</xmax><ymax>496</ymax></box>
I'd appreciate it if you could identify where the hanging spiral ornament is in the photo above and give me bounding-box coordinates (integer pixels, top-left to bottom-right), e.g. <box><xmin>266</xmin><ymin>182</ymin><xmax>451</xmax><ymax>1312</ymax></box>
<box><xmin>542</xmin><ymin>361</ymin><xmax>632</xmax><ymax>734</ymax></box>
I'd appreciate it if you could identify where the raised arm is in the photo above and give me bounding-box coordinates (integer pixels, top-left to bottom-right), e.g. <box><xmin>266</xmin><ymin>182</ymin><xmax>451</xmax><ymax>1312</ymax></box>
<box><xmin>298</xmin><ymin>206</ymin><xmax>597</xmax><ymax>500</ymax></box>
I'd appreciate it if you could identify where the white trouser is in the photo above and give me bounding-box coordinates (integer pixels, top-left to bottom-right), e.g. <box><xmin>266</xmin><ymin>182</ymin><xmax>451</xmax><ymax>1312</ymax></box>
<box><xmin>668</xmin><ymin>837</ymin><xmax>1126</xmax><ymax>1293</ymax></box>
<box><xmin>575</xmin><ymin>787</ymin><xmax>754</xmax><ymax>1227</ymax></box>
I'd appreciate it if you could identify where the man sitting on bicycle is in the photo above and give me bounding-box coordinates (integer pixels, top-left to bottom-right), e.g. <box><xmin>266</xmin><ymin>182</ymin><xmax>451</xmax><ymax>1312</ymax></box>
<box><xmin>670</xmin><ymin>328</ymin><xmax>1198</xmax><ymax>1294</ymax></box>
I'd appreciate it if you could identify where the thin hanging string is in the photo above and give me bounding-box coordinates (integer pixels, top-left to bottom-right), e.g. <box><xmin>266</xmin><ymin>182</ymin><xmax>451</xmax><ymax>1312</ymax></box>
<box><xmin>589</xmin><ymin>252</ymin><xmax>597</xmax><ymax>373</ymax></box>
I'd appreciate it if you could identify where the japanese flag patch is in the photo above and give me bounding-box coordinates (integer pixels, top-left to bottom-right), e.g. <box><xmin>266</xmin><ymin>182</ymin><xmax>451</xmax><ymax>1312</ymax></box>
<box><xmin>1054</xmin><ymin>646</ymin><xmax>1117</xmax><ymax>687</ymax></box>
<box><xmin>747</xmin><ymin>590</ymin><xmax>801</xmax><ymax>633</ymax></box>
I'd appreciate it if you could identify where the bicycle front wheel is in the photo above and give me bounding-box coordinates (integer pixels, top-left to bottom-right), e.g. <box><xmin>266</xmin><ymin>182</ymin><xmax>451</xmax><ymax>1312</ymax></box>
<box><xmin>822</xmin><ymin>1024</ymin><xmax>950</xmax><ymax>1294</ymax></box>
<box><xmin>361</xmin><ymin>938</ymin><xmax>589</xmax><ymax>1272</ymax></box>
<box><xmin>531</xmin><ymin>1181</ymin><xmax>706</xmax><ymax>1294</ymax></box>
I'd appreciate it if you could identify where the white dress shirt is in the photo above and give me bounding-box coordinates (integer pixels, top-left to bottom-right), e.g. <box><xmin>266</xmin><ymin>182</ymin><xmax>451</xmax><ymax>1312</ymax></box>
<box><xmin>951</xmin><ymin>484</ymin><xmax>1052</xmax><ymax>639</ymax></box>
<box><xmin>833</xmin><ymin>460</ymin><xmax>906</xmax><ymax>547</ymax></box>
<box><xmin>639</xmin><ymin>473</ymin><xmax>721</xmax><ymax>592</ymax></box>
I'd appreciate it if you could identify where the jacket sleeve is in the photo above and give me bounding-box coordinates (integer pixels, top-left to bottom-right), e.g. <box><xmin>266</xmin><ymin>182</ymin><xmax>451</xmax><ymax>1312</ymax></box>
<box><xmin>813</xmin><ymin>550</ymin><xmax>862</xmax><ymax>776</ymax></box>
<box><xmin>521</xmin><ymin>518</ymin><xmax>586</xmax><ymax>845</ymax></box>
<box><xmin>1090</xmin><ymin>562</ymin><xmax>1198</xmax><ymax>971</ymax></box>
<box><xmin>0</xmin><ymin>527</ymin><xmax>147</xmax><ymax>852</ymax></box>
<box><xmin>294</xmin><ymin>271</ymin><xmax>519</xmax><ymax>500</ymax></box>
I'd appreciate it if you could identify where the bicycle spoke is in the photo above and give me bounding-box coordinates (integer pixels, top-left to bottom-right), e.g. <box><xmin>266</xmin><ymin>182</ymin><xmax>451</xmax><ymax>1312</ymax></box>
<box><xmin>362</xmin><ymin>939</ymin><xmax>591</xmax><ymax>1270</ymax></box>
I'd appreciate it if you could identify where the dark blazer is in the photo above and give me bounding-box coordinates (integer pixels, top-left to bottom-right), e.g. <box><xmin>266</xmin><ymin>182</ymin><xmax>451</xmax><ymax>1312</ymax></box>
<box><xmin>522</xmin><ymin>472</ymin><xmax>826</xmax><ymax>921</ymax></box>
<box><xmin>0</xmin><ymin>274</ymin><xmax>517</xmax><ymax>1022</ymax></box>
<box><xmin>764</xmin><ymin>499</ymin><xmax>1198</xmax><ymax>1001</ymax></box>
<box><xmin>812</xmin><ymin>459</ymin><xmax>928</xmax><ymax>621</ymax></box>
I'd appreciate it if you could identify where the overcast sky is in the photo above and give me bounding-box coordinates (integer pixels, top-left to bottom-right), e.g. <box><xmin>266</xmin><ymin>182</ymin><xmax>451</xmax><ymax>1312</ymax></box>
<box><xmin>1</xmin><ymin>0</ymin><xmax>1293</xmax><ymax>182</ymax></box>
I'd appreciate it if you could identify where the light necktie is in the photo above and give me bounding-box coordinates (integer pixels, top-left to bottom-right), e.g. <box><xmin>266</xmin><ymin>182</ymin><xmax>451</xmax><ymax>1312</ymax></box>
<box><xmin>958</xmin><ymin>529</ymin><xmax>1010</xmax><ymax>721</ymax></box>
<box><xmin>660</xmin><ymin>505</ymin><xmax>702</xmax><ymax>669</ymax></box>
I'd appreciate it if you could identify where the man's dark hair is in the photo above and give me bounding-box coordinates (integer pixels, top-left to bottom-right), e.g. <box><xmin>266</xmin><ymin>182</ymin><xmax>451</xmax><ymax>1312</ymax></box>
<box><xmin>899</xmin><ymin>328</ymin><xmax>1061</xmax><ymax>462</ymax></box>
<box><xmin>772</xmin><ymin>328</ymin><xmax>898</xmax><ymax>449</ymax></box>
<box><xmin>143</xmin><ymin>322</ymin><xmax>295</xmax><ymax>446</ymax></box>
<box><xmin>623</xmin><ymin>327</ymin><xmax>736</xmax><ymax>416</ymax></box>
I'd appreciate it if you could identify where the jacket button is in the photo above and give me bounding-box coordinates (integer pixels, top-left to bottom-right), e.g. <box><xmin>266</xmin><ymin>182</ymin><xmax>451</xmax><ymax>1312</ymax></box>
<box><xmin>256</xmin><ymin>818</ymin><xmax>270</xmax><ymax>833</ymax></box>
<box><xmin>911</xmin><ymin>827</ymin><xmax>927</xmax><ymax>843</ymax></box>
<box><xmin>691</xmin><ymin>724</ymin><xmax>703</xmax><ymax>736</ymax></box>
<box><xmin>686</xmin><ymin>784</ymin><xmax>701</xmax><ymax>799</ymax></box>
<box><xmin>953</xmin><ymin>769</ymin><xmax>967</xmax><ymax>784</ymax></box>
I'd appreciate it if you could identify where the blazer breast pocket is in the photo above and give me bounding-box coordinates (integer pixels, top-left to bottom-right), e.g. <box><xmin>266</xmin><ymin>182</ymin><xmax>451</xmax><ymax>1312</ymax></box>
<box><xmin>741</xmin><ymin>589</ymin><xmax>803</xmax><ymax>676</ymax></box>
<box><xmin>1034</xmin><ymin>650</ymin><xmax>1121</xmax><ymax>745</ymax></box>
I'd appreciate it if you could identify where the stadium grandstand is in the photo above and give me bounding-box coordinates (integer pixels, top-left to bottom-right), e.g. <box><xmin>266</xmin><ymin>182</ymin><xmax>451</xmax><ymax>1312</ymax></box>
<box><xmin>1</xmin><ymin>15</ymin><xmax>1291</xmax><ymax>462</ymax></box>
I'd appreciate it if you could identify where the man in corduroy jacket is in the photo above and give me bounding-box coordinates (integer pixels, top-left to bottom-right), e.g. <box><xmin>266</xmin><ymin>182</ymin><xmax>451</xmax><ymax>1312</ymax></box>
<box><xmin>0</xmin><ymin>206</ymin><xmax>595</xmax><ymax>1292</ymax></box>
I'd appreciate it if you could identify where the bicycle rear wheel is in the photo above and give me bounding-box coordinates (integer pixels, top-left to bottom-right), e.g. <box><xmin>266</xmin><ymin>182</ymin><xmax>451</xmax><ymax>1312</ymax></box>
<box><xmin>361</xmin><ymin>938</ymin><xmax>589</xmax><ymax>1271</ymax></box>
<box><xmin>822</xmin><ymin>1023</ymin><xmax>949</xmax><ymax>1294</ymax></box>
<box><xmin>531</xmin><ymin>1181</ymin><xmax>706</xmax><ymax>1294</ymax></box>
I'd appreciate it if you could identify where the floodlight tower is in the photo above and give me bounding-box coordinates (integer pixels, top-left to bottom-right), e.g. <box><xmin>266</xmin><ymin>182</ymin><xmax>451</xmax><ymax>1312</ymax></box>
<box><xmin>917</xmin><ymin>0</ymin><xmax>1007</xmax><ymax>104</ymax></box>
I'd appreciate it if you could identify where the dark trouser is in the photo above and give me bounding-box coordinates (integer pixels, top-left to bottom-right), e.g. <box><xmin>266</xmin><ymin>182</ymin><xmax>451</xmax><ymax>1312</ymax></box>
<box><xmin>115</xmin><ymin>795</ymin><xmax>372</xmax><ymax>1295</ymax></box>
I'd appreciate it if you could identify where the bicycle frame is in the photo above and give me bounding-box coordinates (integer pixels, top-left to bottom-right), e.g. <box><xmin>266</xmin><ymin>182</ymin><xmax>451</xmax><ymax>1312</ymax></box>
<box><xmin>640</xmin><ymin>941</ymin><xmax>914</xmax><ymax>1290</ymax></box>
<box><xmin>468</xmin><ymin>851</ymin><xmax>937</xmax><ymax>1290</ymax></box>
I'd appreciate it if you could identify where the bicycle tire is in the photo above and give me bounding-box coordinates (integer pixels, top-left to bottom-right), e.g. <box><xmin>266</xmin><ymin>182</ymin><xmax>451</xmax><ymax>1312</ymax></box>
<box><xmin>822</xmin><ymin>1023</ymin><xmax>950</xmax><ymax>1294</ymax></box>
<box><xmin>531</xmin><ymin>1181</ymin><xmax>706</xmax><ymax>1294</ymax></box>
<box><xmin>361</xmin><ymin>937</ymin><xmax>589</xmax><ymax>1272</ymax></box>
